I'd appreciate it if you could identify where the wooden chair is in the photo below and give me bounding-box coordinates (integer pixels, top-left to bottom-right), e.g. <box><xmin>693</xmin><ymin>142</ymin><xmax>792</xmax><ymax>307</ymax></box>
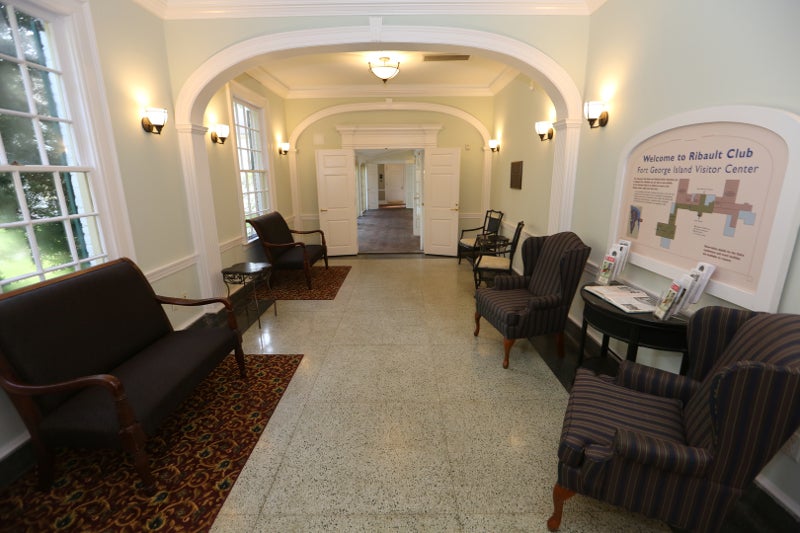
<box><xmin>458</xmin><ymin>209</ymin><xmax>504</xmax><ymax>264</ymax></box>
<box><xmin>247</xmin><ymin>211</ymin><xmax>328</xmax><ymax>289</ymax></box>
<box><xmin>472</xmin><ymin>220</ymin><xmax>525</xmax><ymax>288</ymax></box>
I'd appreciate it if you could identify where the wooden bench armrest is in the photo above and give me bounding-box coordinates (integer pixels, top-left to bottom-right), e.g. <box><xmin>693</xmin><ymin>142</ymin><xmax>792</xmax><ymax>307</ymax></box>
<box><xmin>156</xmin><ymin>295</ymin><xmax>240</xmax><ymax>335</ymax></box>
<box><xmin>1</xmin><ymin>372</ymin><xmax>125</xmax><ymax>400</ymax></box>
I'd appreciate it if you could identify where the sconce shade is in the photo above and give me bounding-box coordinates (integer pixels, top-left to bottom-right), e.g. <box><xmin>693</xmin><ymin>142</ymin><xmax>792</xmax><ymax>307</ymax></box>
<box><xmin>141</xmin><ymin>107</ymin><xmax>168</xmax><ymax>134</ymax></box>
<box><xmin>584</xmin><ymin>101</ymin><xmax>609</xmax><ymax>128</ymax></box>
<box><xmin>210</xmin><ymin>124</ymin><xmax>229</xmax><ymax>144</ymax></box>
<box><xmin>488</xmin><ymin>139</ymin><xmax>500</xmax><ymax>152</ymax></box>
<box><xmin>535</xmin><ymin>121</ymin><xmax>554</xmax><ymax>141</ymax></box>
<box><xmin>278</xmin><ymin>142</ymin><xmax>290</xmax><ymax>155</ymax></box>
<box><xmin>369</xmin><ymin>57</ymin><xmax>400</xmax><ymax>83</ymax></box>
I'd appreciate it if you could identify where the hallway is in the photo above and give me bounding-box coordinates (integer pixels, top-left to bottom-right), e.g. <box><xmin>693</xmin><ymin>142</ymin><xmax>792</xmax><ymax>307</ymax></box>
<box><xmin>357</xmin><ymin>207</ymin><xmax>421</xmax><ymax>254</ymax></box>
<box><xmin>213</xmin><ymin>254</ymin><xmax>671</xmax><ymax>531</ymax></box>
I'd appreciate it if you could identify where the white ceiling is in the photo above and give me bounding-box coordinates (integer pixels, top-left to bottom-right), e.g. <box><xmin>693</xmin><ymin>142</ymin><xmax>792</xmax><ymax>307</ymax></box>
<box><xmin>134</xmin><ymin>1</ymin><xmax>607</xmax><ymax>19</ymax></box>
<box><xmin>246</xmin><ymin>50</ymin><xmax>521</xmax><ymax>99</ymax></box>
<box><xmin>133</xmin><ymin>0</ymin><xmax>607</xmax><ymax>99</ymax></box>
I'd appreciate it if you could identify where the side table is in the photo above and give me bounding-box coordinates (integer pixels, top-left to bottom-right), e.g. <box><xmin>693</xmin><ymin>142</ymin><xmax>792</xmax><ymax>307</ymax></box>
<box><xmin>221</xmin><ymin>261</ymin><xmax>275</xmax><ymax>329</ymax></box>
<box><xmin>578</xmin><ymin>284</ymin><xmax>689</xmax><ymax>375</ymax></box>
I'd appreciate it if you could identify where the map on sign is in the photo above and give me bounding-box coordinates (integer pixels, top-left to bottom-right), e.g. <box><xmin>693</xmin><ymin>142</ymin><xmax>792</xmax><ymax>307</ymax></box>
<box><xmin>653</xmin><ymin>178</ymin><xmax>755</xmax><ymax>247</ymax></box>
<box><xmin>615</xmin><ymin>121</ymin><xmax>788</xmax><ymax>299</ymax></box>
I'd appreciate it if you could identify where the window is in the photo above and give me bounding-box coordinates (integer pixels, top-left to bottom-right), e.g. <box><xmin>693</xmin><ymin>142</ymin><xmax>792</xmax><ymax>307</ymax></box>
<box><xmin>0</xmin><ymin>2</ymin><xmax>106</xmax><ymax>293</ymax></box>
<box><xmin>231</xmin><ymin>96</ymin><xmax>272</xmax><ymax>241</ymax></box>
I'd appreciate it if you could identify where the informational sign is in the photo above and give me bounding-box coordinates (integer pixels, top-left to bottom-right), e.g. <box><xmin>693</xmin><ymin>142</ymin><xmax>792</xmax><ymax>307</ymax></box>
<box><xmin>611</xmin><ymin>107</ymin><xmax>800</xmax><ymax>311</ymax></box>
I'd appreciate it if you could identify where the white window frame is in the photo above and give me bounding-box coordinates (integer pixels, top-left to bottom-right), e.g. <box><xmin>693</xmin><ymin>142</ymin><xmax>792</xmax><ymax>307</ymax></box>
<box><xmin>228</xmin><ymin>81</ymin><xmax>277</xmax><ymax>243</ymax></box>
<box><xmin>0</xmin><ymin>0</ymin><xmax>135</xmax><ymax>288</ymax></box>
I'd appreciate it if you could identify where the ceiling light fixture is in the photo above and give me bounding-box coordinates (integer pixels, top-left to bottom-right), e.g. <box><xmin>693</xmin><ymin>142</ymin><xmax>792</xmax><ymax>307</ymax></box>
<box><xmin>369</xmin><ymin>56</ymin><xmax>400</xmax><ymax>84</ymax></box>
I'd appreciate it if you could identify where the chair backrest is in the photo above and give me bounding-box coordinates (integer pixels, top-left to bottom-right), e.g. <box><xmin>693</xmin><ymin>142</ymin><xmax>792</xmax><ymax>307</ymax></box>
<box><xmin>0</xmin><ymin>258</ymin><xmax>172</xmax><ymax>414</ymax></box>
<box><xmin>506</xmin><ymin>220</ymin><xmax>525</xmax><ymax>263</ymax></box>
<box><xmin>683</xmin><ymin>308</ymin><xmax>800</xmax><ymax>485</ymax></box>
<box><xmin>485</xmin><ymin>210</ymin><xmax>504</xmax><ymax>235</ymax></box>
<box><xmin>246</xmin><ymin>211</ymin><xmax>294</xmax><ymax>261</ymax></box>
<box><xmin>527</xmin><ymin>232</ymin><xmax>591</xmax><ymax>302</ymax></box>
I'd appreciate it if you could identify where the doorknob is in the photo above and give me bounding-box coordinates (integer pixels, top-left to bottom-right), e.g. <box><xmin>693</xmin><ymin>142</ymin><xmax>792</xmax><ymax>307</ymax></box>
<box><xmin>320</xmin><ymin>208</ymin><xmax>328</xmax><ymax>212</ymax></box>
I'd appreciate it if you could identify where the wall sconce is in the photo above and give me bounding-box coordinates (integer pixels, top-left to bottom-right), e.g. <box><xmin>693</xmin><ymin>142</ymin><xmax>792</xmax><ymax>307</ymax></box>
<box><xmin>278</xmin><ymin>142</ymin><xmax>290</xmax><ymax>155</ymax></box>
<box><xmin>535</xmin><ymin>121</ymin><xmax>554</xmax><ymax>141</ymax></box>
<box><xmin>141</xmin><ymin>107</ymin><xmax>168</xmax><ymax>134</ymax></box>
<box><xmin>488</xmin><ymin>139</ymin><xmax>500</xmax><ymax>152</ymax></box>
<box><xmin>210</xmin><ymin>124</ymin><xmax>229</xmax><ymax>144</ymax></box>
<box><xmin>584</xmin><ymin>101</ymin><xmax>609</xmax><ymax>128</ymax></box>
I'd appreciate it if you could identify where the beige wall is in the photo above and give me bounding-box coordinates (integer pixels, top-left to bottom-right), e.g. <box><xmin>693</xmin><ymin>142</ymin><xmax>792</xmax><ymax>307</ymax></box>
<box><xmin>490</xmin><ymin>75</ymin><xmax>556</xmax><ymax>236</ymax></box>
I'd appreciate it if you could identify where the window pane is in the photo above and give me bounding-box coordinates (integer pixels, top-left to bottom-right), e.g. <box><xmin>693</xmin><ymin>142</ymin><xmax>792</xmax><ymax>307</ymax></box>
<box><xmin>40</xmin><ymin>119</ymin><xmax>69</xmax><ymax>165</ymax></box>
<box><xmin>14</xmin><ymin>7</ymin><xmax>49</xmax><ymax>66</ymax></box>
<box><xmin>0</xmin><ymin>172</ymin><xmax>22</xmax><ymax>222</ymax></box>
<box><xmin>20</xmin><ymin>172</ymin><xmax>58</xmax><ymax>219</ymax></box>
<box><xmin>249</xmin><ymin>149</ymin><xmax>263</xmax><ymax>170</ymax></box>
<box><xmin>0</xmin><ymin>114</ymin><xmax>40</xmax><ymax>165</ymax></box>
<box><xmin>44</xmin><ymin>265</ymin><xmax>76</xmax><ymax>280</ymax></box>
<box><xmin>33</xmin><ymin>220</ymin><xmax>70</xmax><ymax>268</ymax></box>
<box><xmin>0</xmin><ymin>58</ymin><xmax>27</xmax><ymax>111</ymax></box>
<box><xmin>0</xmin><ymin>4</ymin><xmax>14</xmax><ymax>56</ymax></box>
<box><xmin>71</xmin><ymin>216</ymin><xmax>102</xmax><ymax>259</ymax></box>
<box><xmin>29</xmin><ymin>66</ymin><xmax>65</xmax><ymax>118</ymax></box>
<box><xmin>0</xmin><ymin>226</ymin><xmax>34</xmax><ymax>283</ymax></box>
<box><xmin>61</xmin><ymin>172</ymin><xmax>94</xmax><ymax>215</ymax></box>
<box><xmin>243</xmin><ymin>192</ymin><xmax>254</xmax><ymax>214</ymax></box>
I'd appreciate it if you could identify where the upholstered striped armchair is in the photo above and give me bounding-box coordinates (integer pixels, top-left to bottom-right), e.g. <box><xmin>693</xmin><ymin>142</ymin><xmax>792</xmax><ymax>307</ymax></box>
<box><xmin>473</xmin><ymin>231</ymin><xmax>591</xmax><ymax>369</ymax></box>
<box><xmin>548</xmin><ymin>306</ymin><xmax>800</xmax><ymax>532</ymax></box>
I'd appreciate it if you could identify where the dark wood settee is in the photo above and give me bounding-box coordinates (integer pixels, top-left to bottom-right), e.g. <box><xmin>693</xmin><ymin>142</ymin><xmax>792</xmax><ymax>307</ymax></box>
<box><xmin>0</xmin><ymin>258</ymin><xmax>246</xmax><ymax>493</ymax></box>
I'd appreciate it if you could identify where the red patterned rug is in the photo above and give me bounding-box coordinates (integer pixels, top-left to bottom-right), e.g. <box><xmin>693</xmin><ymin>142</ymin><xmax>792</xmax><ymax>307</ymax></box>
<box><xmin>257</xmin><ymin>265</ymin><xmax>350</xmax><ymax>300</ymax></box>
<box><xmin>0</xmin><ymin>353</ymin><xmax>302</xmax><ymax>532</ymax></box>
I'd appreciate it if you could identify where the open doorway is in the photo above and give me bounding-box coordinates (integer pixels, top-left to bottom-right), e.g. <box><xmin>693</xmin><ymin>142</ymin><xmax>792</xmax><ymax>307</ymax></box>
<box><xmin>356</xmin><ymin>149</ymin><xmax>422</xmax><ymax>254</ymax></box>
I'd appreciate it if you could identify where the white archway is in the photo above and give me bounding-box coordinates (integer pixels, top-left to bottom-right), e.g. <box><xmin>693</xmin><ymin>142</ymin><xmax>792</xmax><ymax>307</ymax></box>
<box><xmin>174</xmin><ymin>23</ymin><xmax>583</xmax><ymax>296</ymax></box>
<box><xmin>285</xmin><ymin>101</ymin><xmax>493</xmax><ymax>221</ymax></box>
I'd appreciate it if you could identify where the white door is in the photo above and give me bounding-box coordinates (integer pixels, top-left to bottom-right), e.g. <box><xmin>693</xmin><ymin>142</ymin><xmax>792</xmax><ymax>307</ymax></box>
<box><xmin>413</xmin><ymin>151</ymin><xmax>423</xmax><ymax>238</ymax></box>
<box><xmin>315</xmin><ymin>149</ymin><xmax>358</xmax><ymax>256</ymax></box>
<box><xmin>385</xmin><ymin>163</ymin><xmax>405</xmax><ymax>203</ymax></box>
<box><xmin>423</xmin><ymin>147</ymin><xmax>460</xmax><ymax>256</ymax></box>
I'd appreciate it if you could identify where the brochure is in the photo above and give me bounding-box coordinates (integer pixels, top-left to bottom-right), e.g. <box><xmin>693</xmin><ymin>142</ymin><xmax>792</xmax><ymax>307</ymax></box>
<box><xmin>584</xmin><ymin>284</ymin><xmax>657</xmax><ymax>313</ymax></box>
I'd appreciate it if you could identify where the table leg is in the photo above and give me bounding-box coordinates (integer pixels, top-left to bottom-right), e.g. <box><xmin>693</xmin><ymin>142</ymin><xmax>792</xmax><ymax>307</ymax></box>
<box><xmin>600</xmin><ymin>334</ymin><xmax>610</xmax><ymax>358</ymax></box>
<box><xmin>267</xmin><ymin>269</ymin><xmax>276</xmax><ymax>316</ymax></box>
<box><xmin>626</xmin><ymin>328</ymin><xmax>640</xmax><ymax>362</ymax></box>
<box><xmin>578</xmin><ymin>319</ymin><xmax>588</xmax><ymax>367</ymax></box>
<box><xmin>251</xmin><ymin>277</ymin><xmax>262</xmax><ymax>329</ymax></box>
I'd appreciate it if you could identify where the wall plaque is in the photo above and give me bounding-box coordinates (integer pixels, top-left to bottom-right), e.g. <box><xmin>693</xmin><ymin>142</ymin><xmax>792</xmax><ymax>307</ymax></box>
<box><xmin>510</xmin><ymin>161</ymin><xmax>523</xmax><ymax>189</ymax></box>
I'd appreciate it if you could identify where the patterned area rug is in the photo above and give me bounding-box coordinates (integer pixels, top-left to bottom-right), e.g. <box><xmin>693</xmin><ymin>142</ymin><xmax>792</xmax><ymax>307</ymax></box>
<box><xmin>258</xmin><ymin>265</ymin><xmax>350</xmax><ymax>300</ymax></box>
<box><xmin>0</xmin><ymin>353</ymin><xmax>302</xmax><ymax>532</ymax></box>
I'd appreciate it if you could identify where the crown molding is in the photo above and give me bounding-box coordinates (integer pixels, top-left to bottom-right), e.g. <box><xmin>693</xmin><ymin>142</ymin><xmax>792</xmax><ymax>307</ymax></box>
<box><xmin>132</xmin><ymin>0</ymin><xmax>606</xmax><ymax>20</ymax></box>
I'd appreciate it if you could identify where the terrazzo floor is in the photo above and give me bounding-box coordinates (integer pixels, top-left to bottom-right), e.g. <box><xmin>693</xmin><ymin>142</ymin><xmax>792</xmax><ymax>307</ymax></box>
<box><xmin>211</xmin><ymin>254</ymin><xmax>670</xmax><ymax>532</ymax></box>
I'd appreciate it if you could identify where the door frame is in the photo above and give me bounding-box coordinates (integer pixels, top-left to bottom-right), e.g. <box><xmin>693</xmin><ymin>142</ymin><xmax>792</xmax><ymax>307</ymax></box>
<box><xmin>337</xmin><ymin>123</ymin><xmax>445</xmax><ymax>253</ymax></box>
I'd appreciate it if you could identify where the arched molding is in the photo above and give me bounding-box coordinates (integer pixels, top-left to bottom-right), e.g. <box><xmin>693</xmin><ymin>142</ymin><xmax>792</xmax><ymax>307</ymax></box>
<box><xmin>174</xmin><ymin>23</ymin><xmax>583</xmax><ymax>296</ymax></box>
<box><xmin>286</xmin><ymin>102</ymin><xmax>493</xmax><ymax>218</ymax></box>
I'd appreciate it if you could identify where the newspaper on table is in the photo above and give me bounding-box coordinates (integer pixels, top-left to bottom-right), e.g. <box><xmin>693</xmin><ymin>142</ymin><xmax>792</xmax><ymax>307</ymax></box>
<box><xmin>584</xmin><ymin>284</ymin><xmax>657</xmax><ymax>313</ymax></box>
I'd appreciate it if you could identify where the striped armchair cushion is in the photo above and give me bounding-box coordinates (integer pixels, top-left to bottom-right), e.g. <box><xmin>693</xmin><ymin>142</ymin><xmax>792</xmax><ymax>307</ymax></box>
<box><xmin>558</xmin><ymin>368</ymin><xmax>686</xmax><ymax>478</ymax></box>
